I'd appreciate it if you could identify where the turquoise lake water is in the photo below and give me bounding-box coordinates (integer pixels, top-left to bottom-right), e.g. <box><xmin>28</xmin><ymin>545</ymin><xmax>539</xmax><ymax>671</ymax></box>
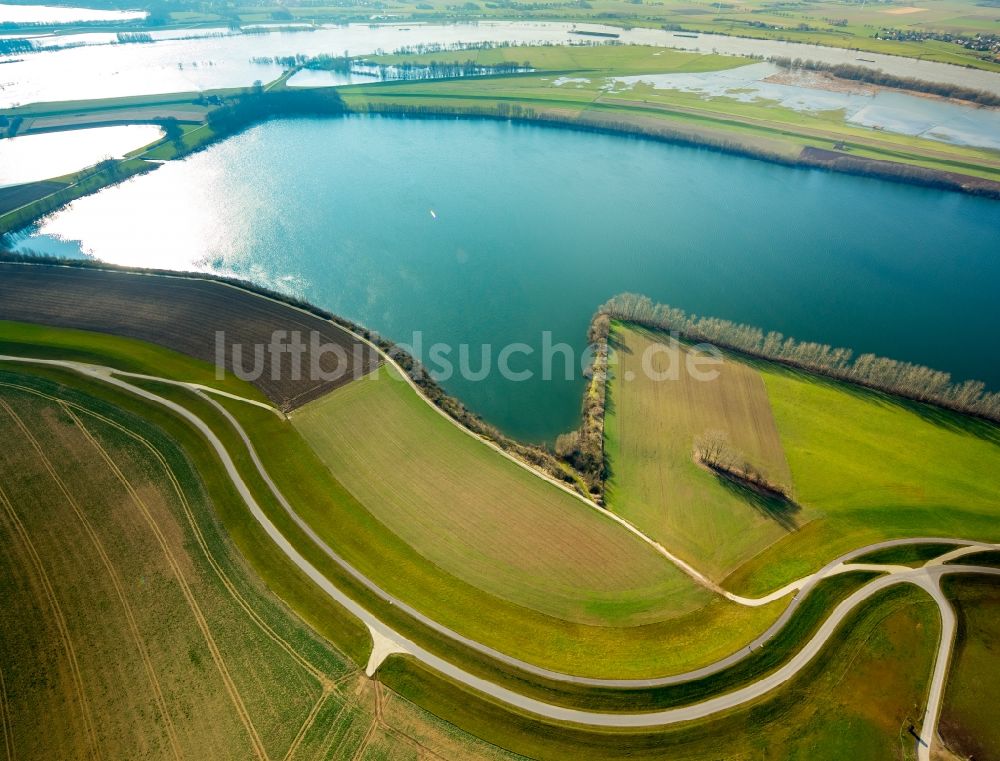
<box><xmin>13</xmin><ymin>116</ymin><xmax>1000</xmax><ymax>441</ymax></box>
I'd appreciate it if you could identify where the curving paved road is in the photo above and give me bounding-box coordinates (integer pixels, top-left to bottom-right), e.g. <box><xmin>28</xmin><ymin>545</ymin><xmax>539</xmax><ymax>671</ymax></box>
<box><xmin>1</xmin><ymin>354</ymin><xmax>997</xmax><ymax>757</ymax></box>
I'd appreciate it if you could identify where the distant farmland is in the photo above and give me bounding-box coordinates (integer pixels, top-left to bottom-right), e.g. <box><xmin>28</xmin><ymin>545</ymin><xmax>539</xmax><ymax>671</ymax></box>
<box><xmin>0</xmin><ymin>263</ymin><xmax>380</xmax><ymax>410</ymax></box>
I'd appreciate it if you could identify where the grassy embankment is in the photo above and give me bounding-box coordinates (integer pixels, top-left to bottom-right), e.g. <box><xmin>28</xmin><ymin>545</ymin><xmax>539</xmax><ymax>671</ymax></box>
<box><xmin>0</xmin><ymin>364</ymin><xmax>525</xmax><ymax>761</ymax></box>
<box><xmin>605</xmin><ymin>323</ymin><xmax>1000</xmax><ymax>598</ymax></box>
<box><xmin>381</xmin><ymin>583</ymin><xmax>941</xmax><ymax>761</ymax></box>
<box><xmin>0</xmin><ymin>326</ymin><xmax>962</xmax><ymax>758</ymax></box>
<box><xmin>948</xmin><ymin>549</ymin><xmax>1000</xmax><ymax>568</ymax></box>
<box><xmin>337</xmin><ymin>45</ymin><xmax>1000</xmax><ymax>186</ymax></box>
<box><xmin>854</xmin><ymin>542</ymin><xmax>962</xmax><ymax>567</ymax></box>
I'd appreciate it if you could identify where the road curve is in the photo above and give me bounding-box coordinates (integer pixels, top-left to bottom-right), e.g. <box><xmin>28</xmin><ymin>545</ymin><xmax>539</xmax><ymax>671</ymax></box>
<box><xmin>2</xmin><ymin>353</ymin><xmax>998</xmax><ymax>746</ymax></box>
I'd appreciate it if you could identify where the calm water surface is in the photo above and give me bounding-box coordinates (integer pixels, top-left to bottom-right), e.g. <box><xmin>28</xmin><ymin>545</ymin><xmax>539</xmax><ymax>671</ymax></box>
<box><xmin>12</xmin><ymin>117</ymin><xmax>1000</xmax><ymax>441</ymax></box>
<box><xmin>0</xmin><ymin>3</ymin><xmax>145</xmax><ymax>22</ymax></box>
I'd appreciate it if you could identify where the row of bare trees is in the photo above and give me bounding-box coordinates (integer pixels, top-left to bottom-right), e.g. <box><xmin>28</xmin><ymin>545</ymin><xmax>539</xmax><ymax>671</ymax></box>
<box><xmin>694</xmin><ymin>430</ymin><xmax>791</xmax><ymax>501</ymax></box>
<box><xmin>769</xmin><ymin>57</ymin><xmax>1000</xmax><ymax>107</ymax></box>
<box><xmin>600</xmin><ymin>293</ymin><xmax>1000</xmax><ymax>422</ymax></box>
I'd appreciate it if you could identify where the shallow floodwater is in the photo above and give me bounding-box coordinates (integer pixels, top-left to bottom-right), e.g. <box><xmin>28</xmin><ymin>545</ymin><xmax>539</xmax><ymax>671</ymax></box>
<box><xmin>285</xmin><ymin>69</ymin><xmax>379</xmax><ymax>88</ymax></box>
<box><xmin>3</xmin><ymin>21</ymin><xmax>1000</xmax><ymax>108</ymax></box>
<box><xmin>0</xmin><ymin>124</ymin><xmax>161</xmax><ymax>186</ymax></box>
<box><xmin>12</xmin><ymin>117</ymin><xmax>1000</xmax><ymax>440</ymax></box>
<box><xmin>608</xmin><ymin>62</ymin><xmax>1000</xmax><ymax>150</ymax></box>
<box><xmin>0</xmin><ymin>3</ymin><xmax>145</xmax><ymax>23</ymax></box>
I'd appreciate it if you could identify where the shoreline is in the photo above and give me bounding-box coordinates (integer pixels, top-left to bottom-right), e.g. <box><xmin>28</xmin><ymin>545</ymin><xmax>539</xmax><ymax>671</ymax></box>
<box><xmin>0</xmin><ymin>252</ymin><xmax>590</xmax><ymax>494</ymax></box>
<box><xmin>3</xmin><ymin>98</ymin><xmax>998</xmax><ymax>238</ymax></box>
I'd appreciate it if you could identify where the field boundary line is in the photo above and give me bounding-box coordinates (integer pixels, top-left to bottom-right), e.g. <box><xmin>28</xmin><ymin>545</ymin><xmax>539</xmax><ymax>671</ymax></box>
<box><xmin>0</xmin><ymin>447</ymin><xmax>101</xmax><ymax>761</ymax></box>
<box><xmin>2</xmin><ymin>396</ymin><xmax>183</xmax><ymax>760</ymax></box>
<box><xmin>350</xmin><ymin>681</ymin><xmax>382</xmax><ymax>761</ymax></box>
<box><xmin>63</xmin><ymin>404</ymin><xmax>269</xmax><ymax>761</ymax></box>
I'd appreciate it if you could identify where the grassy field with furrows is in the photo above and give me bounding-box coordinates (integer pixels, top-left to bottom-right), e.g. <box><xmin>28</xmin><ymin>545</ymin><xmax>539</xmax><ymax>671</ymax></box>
<box><xmin>605</xmin><ymin>324</ymin><xmax>803</xmax><ymax>579</ymax></box>
<box><xmin>0</xmin><ymin>368</ymin><xmax>525</xmax><ymax>761</ymax></box>
<box><xmin>292</xmin><ymin>362</ymin><xmax>709</xmax><ymax>626</ymax></box>
<box><xmin>0</xmin><ymin>265</ymin><xmax>382</xmax><ymax>410</ymax></box>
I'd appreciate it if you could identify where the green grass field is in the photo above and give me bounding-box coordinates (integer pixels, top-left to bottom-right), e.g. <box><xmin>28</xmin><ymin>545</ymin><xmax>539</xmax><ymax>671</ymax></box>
<box><xmin>605</xmin><ymin>324</ymin><xmax>804</xmax><ymax>579</ymax></box>
<box><xmin>733</xmin><ymin>362</ymin><xmax>1000</xmax><ymax>592</ymax></box>
<box><xmin>604</xmin><ymin>323</ymin><xmax>1000</xmax><ymax>597</ymax></box>
<box><xmin>940</xmin><ymin>575</ymin><xmax>1000</xmax><ymax>760</ymax></box>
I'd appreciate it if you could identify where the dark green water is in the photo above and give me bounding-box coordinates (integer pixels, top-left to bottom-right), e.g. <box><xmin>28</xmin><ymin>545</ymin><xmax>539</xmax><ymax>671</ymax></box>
<box><xmin>15</xmin><ymin>116</ymin><xmax>1000</xmax><ymax>441</ymax></box>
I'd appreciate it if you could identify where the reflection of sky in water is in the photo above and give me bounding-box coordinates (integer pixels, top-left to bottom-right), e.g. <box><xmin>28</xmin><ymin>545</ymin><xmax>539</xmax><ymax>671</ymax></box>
<box><xmin>285</xmin><ymin>69</ymin><xmax>380</xmax><ymax>87</ymax></box>
<box><xmin>0</xmin><ymin>3</ymin><xmax>146</xmax><ymax>22</ymax></box>
<box><xmin>608</xmin><ymin>62</ymin><xmax>1000</xmax><ymax>150</ymax></box>
<box><xmin>0</xmin><ymin>124</ymin><xmax>162</xmax><ymax>187</ymax></box>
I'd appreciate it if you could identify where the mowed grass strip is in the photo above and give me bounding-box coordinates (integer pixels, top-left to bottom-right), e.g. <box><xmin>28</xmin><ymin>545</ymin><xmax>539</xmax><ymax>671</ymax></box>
<box><xmin>728</xmin><ymin>364</ymin><xmax>1000</xmax><ymax>594</ymax></box>
<box><xmin>605</xmin><ymin>324</ymin><xmax>803</xmax><ymax>579</ymax></box>
<box><xmin>292</xmin><ymin>363</ymin><xmax>709</xmax><ymax>626</ymax></box>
